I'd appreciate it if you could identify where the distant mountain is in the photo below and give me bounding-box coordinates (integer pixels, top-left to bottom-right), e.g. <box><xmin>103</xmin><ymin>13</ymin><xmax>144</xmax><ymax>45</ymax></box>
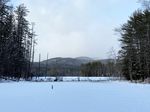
<box><xmin>32</xmin><ymin>57</ymin><xmax>115</xmax><ymax>76</ymax></box>
<box><xmin>33</xmin><ymin>57</ymin><xmax>114</xmax><ymax>68</ymax></box>
<box><xmin>75</xmin><ymin>57</ymin><xmax>93</xmax><ymax>63</ymax></box>
<box><xmin>41</xmin><ymin>57</ymin><xmax>93</xmax><ymax>68</ymax></box>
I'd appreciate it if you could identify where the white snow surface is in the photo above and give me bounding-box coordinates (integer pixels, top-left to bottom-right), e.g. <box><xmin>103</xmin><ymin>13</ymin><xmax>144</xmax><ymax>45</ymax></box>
<box><xmin>32</xmin><ymin>76</ymin><xmax>118</xmax><ymax>82</ymax></box>
<box><xmin>0</xmin><ymin>81</ymin><xmax>150</xmax><ymax>112</ymax></box>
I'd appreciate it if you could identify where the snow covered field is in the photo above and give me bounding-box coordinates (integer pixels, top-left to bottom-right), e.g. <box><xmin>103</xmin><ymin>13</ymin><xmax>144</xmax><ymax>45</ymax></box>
<box><xmin>0</xmin><ymin>81</ymin><xmax>150</xmax><ymax>112</ymax></box>
<box><xmin>32</xmin><ymin>76</ymin><xmax>118</xmax><ymax>82</ymax></box>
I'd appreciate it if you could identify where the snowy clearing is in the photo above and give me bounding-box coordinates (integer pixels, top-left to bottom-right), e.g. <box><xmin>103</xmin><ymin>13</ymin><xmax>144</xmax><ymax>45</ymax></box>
<box><xmin>0</xmin><ymin>81</ymin><xmax>150</xmax><ymax>112</ymax></box>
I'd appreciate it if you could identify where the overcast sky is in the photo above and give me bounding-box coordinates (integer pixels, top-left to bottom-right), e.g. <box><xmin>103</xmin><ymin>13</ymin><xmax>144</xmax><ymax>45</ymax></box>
<box><xmin>12</xmin><ymin>0</ymin><xmax>140</xmax><ymax>61</ymax></box>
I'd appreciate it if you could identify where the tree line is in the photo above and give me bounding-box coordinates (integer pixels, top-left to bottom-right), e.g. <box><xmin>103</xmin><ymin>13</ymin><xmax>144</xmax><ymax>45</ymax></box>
<box><xmin>31</xmin><ymin>60</ymin><xmax>119</xmax><ymax>77</ymax></box>
<box><xmin>118</xmin><ymin>0</ymin><xmax>150</xmax><ymax>81</ymax></box>
<box><xmin>80</xmin><ymin>61</ymin><xmax>120</xmax><ymax>77</ymax></box>
<box><xmin>0</xmin><ymin>0</ymin><xmax>36</xmax><ymax>80</ymax></box>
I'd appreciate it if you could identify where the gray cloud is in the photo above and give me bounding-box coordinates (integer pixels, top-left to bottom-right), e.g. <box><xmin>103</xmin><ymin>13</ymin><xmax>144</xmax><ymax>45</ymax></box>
<box><xmin>12</xmin><ymin>0</ymin><xmax>139</xmax><ymax>61</ymax></box>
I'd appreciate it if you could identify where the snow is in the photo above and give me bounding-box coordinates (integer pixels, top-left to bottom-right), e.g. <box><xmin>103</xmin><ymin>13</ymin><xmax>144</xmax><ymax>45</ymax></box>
<box><xmin>32</xmin><ymin>76</ymin><xmax>118</xmax><ymax>82</ymax></box>
<box><xmin>0</xmin><ymin>81</ymin><xmax>150</xmax><ymax>112</ymax></box>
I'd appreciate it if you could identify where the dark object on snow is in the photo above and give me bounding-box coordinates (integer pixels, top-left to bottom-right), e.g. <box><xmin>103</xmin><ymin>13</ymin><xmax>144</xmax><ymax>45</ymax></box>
<box><xmin>51</xmin><ymin>85</ymin><xmax>53</xmax><ymax>89</ymax></box>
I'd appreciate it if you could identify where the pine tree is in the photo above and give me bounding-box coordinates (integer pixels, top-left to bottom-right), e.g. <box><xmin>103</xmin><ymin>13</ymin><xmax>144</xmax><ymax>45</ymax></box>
<box><xmin>118</xmin><ymin>7</ymin><xmax>150</xmax><ymax>81</ymax></box>
<box><xmin>0</xmin><ymin>1</ymin><xmax>36</xmax><ymax>80</ymax></box>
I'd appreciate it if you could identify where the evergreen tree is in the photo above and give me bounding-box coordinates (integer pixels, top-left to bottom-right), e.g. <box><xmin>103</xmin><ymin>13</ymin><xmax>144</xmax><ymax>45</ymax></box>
<box><xmin>0</xmin><ymin>1</ymin><xmax>36</xmax><ymax>80</ymax></box>
<box><xmin>118</xmin><ymin>6</ymin><xmax>150</xmax><ymax>81</ymax></box>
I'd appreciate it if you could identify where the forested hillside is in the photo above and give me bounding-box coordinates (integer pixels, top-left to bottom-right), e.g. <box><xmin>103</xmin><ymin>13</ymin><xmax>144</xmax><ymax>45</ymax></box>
<box><xmin>31</xmin><ymin>57</ymin><xmax>119</xmax><ymax>77</ymax></box>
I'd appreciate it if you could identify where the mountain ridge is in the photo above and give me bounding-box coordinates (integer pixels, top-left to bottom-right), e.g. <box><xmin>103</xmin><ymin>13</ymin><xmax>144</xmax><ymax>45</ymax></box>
<box><xmin>33</xmin><ymin>57</ymin><xmax>114</xmax><ymax>68</ymax></box>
